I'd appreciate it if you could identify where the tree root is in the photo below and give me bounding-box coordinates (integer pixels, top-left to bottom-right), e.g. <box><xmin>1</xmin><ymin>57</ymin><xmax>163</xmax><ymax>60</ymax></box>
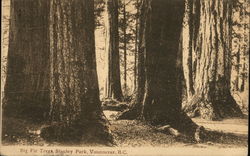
<box><xmin>155</xmin><ymin>124</ymin><xmax>206</xmax><ymax>143</ymax></box>
<box><xmin>183</xmin><ymin>94</ymin><xmax>243</xmax><ymax>120</ymax></box>
<box><xmin>117</xmin><ymin>104</ymin><xmax>142</xmax><ymax>120</ymax></box>
<box><xmin>40</xmin><ymin>118</ymin><xmax>114</xmax><ymax>145</ymax></box>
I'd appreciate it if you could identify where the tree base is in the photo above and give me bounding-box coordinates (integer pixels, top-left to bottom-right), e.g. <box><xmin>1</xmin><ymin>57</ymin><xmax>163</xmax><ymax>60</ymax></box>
<box><xmin>40</xmin><ymin>118</ymin><xmax>114</xmax><ymax>145</ymax></box>
<box><xmin>153</xmin><ymin>116</ymin><xmax>206</xmax><ymax>143</ymax></box>
<box><xmin>183</xmin><ymin>94</ymin><xmax>243</xmax><ymax>120</ymax></box>
<box><xmin>117</xmin><ymin>108</ymin><xmax>139</xmax><ymax>120</ymax></box>
<box><xmin>102</xmin><ymin>103</ymin><xmax>128</xmax><ymax>112</ymax></box>
<box><xmin>136</xmin><ymin>109</ymin><xmax>200</xmax><ymax>140</ymax></box>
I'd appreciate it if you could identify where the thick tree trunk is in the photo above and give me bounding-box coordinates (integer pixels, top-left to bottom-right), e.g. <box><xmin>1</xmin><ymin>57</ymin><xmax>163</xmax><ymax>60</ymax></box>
<box><xmin>183</xmin><ymin>0</ymin><xmax>243</xmax><ymax>120</ymax></box>
<box><xmin>137</xmin><ymin>0</ymin><xmax>198</xmax><ymax>138</ymax></box>
<box><xmin>104</xmin><ymin>0</ymin><xmax>123</xmax><ymax>101</ymax></box>
<box><xmin>41</xmin><ymin>0</ymin><xmax>112</xmax><ymax>144</ymax></box>
<box><xmin>3</xmin><ymin>0</ymin><xmax>50</xmax><ymax>121</ymax></box>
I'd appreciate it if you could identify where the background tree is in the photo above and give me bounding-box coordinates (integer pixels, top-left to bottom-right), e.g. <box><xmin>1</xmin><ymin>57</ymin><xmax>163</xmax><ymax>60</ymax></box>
<box><xmin>118</xmin><ymin>0</ymin><xmax>145</xmax><ymax>119</ymax></box>
<box><xmin>104</xmin><ymin>0</ymin><xmax>123</xmax><ymax>101</ymax></box>
<box><xmin>182</xmin><ymin>0</ymin><xmax>243</xmax><ymax>120</ymax></box>
<box><xmin>3</xmin><ymin>0</ymin><xmax>50</xmax><ymax>121</ymax></box>
<box><xmin>41</xmin><ymin>0</ymin><xmax>112</xmax><ymax>143</ymax></box>
<box><xmin>231</xmin><ymin>0</ymin><xmax>249</xmax><ymax>92</ymax></box>
<box><xmin>133</xmin><ymin>0</ymin><xmax>140</xmax><ymax>90</ymax></box>
<box><xmin>122</xmin><ymin>0</ymin><xmax>127</xmax><ymax>92</ymax></box>
<box><xmin>94</xmin><ymin>0</ymin><xmax>106</xmax><ymax>29</ymax></box>
<box><xmin>118</xmin><ymin>0</ymin><xmax>138</xmax><ymax>99</ymax></box>
<box><xmin>230</xmin><ymin>0</ymin><xmax>249</xmax><ymax>113</ymax></box>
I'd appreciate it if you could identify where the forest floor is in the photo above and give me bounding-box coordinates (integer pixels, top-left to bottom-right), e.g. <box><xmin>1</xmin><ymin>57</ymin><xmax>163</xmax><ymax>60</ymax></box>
<box><xmin>1</xmin><ymin>110</ymin><xmax>248</xmax><ymax>153</ymax></box>
<box><xmin>104</xmin><ymin>111</ymin><xmax>248</xmax><ymax>148</ymax></box>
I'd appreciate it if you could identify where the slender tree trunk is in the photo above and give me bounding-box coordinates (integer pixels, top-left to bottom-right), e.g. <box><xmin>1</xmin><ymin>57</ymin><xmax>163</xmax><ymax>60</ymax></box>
<box><xmin>123</xmin><ymin>0</ymin><xmax>127</xmax><ymax>92</ymax></box>
<box><xmin>233</xmin><ymin>47</ymin><xmax>240</xmax><ymax>91</ymax></box>
<box><xmin>134</xmin><ymin>0</ymin><xmax>140</xmax><ymax>92</ymax></box>
<box><xmin>104</xmin><ymin>0</ymin><xmax>123</xmax><ymax>101</ymax></box>
<box><xmin>182</xmin><ymin>0</ymin><xmax>196</xmax><ymax>102</ymax></box>
<box><xmin>3</xmin><ymin>0</ymin><xmax>50</xmax><ymax>121</ymax></box>
<box><xmin>134</xmin><ymin>0</ymin><xmax>138</xmax><ymax>91</ymax></box>
<box><xmin>183</xmin><ymin>0</ymin><xmax>243</xmax><ymax>120</ymax></box>
<box><xmin>41</xmin><ymin>0</ymin><xmax>112</xmax><ymax>144</ymax></box>
<box><xmin>240</xmin><ymin>61</ymin><xmax>246</xmax><ymax>91</ymax></box>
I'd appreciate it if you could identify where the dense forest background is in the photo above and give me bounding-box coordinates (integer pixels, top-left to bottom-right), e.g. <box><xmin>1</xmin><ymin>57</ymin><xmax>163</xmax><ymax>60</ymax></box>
<box><xmin>0</xmin><ymin>0</ymin><xmax>249</xmax><ymax>149</ymax></box>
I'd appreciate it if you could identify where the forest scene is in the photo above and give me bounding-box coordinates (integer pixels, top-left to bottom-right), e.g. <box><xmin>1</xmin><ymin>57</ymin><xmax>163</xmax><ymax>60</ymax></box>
<box><xmin>1</xmin><ymin>0</ymin><xmax>249</xmax><ymax>154</ymax></box>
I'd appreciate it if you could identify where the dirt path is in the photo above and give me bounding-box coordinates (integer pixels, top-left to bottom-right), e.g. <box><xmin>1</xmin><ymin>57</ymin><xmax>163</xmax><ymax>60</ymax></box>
<box><xmin>192</xmin><ymin>118</ymin><xmax>248</xmax><ymax>135</ymax></box>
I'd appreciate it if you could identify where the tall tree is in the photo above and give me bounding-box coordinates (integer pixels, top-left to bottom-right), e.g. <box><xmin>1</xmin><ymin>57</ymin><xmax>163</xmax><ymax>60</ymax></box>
<box><xmin>182</xmin><ymin>0</ymin><xmax>196</xmax><ymax>102</ymax></box>
<box><xmin>3</xmin><ymin>0</ymin><xmax>50</xmax><ymax>121</ymax></box>
<box><xmin>134</xmin><ymin>0</ymin><xmax>140</xmax><ymax>90</ymax></box>
<box><xmin>182</xmin><ymin>0</ymin><xmax>243</xmax><ymax>120</ymax></box>
<box><xmin>41</xmin><ymin>0</ymin><xmax>112</xmax><ymax>143</ymax></box>
<box><xmin>104</xmin><ymin>0</ymin><xmax>123</xmax><ymax>101</ymax></box>
<box><xmin>123</xmin><ymin>0</ymin><xmax>127</xmax><ymax>92</ymax></box>
<box><xmin>120</xmin><ymin>0</ymin><xmax>200</xmax><ymax>139</ymax></box>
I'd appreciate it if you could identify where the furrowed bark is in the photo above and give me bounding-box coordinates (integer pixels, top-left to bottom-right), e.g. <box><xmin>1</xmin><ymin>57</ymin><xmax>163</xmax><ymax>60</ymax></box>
<box><xmin>183</xmin><ymin>0</ymin><xmax>243</xmax><ymax>120</ymax></box>
<box><xmin>41</xmin><ymin>0</ymin><xmax>113</xmax><ymax>144</ymax></box>
<box><xmin>138</xmin><ymin>0</ymin><xmax>199</xmax><ymax>138</ymax></box>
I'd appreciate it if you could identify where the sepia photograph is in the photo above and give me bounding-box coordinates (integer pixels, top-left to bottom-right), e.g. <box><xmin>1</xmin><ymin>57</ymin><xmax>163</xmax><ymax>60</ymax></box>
<box><xmin>1</xmin><ymin>0</ymin><xmax>249</xmax><ymax>155</ymax></box>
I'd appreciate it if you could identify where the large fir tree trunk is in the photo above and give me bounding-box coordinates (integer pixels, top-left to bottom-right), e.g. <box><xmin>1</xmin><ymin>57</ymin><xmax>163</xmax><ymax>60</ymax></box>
<box><xmin>182</xmin><ymin>0</ymin><xmax>243</xmax><ymax>120</ymax></box>
<box><xmin>104</xmin><ymin>0</ymin><xmax>123</xmax><ymax>101</ymax></box>
<box><xmin>41</xmin><ymin>0</ymin><xmax>112</xmax><ymax>144</ymax></box>
<box><xmin>3</xmin><ymin>0</ymin><xmax>50</xmax><ymax>121</ymax></box>
<box><xmin>137</xmin><ymin>0</ymin><xmax>198</xmax><ymax>138</ymax></box>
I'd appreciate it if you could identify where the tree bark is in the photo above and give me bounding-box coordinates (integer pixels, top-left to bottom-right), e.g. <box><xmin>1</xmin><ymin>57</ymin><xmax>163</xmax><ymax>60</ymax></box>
<box><xmin>182</xmin><ymin>0</ymin><xmax>243</xmax><ymax>120</ymax></box>
<box><xmin>104</xmin><ymin>0</ymin><xmax>123</xmax><ymax>101</ymax></box>
<box><xmin>41</xmin><ymin>0</ymin><xmax>112</xmax><ymax>144</ymax></box>
<box><xmin>3</xmin><ymin>0</ymin><xmax>50</xmax><ymax>121</ymax></box>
